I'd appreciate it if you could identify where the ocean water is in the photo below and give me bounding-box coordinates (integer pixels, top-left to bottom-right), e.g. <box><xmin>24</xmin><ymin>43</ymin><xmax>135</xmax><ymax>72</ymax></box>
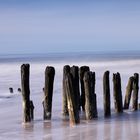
<box><xmin>0</xmin><ymin>52</ymin><xmax>140</xmax><ymax>140</ymax></box>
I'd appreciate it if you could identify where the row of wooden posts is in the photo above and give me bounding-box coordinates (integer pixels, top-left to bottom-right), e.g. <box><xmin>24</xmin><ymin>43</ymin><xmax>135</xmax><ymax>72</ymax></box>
<box><xmin>21</xmin><ymin>64</ymin><xmax>139</xmax><ymax>125</ymax></box>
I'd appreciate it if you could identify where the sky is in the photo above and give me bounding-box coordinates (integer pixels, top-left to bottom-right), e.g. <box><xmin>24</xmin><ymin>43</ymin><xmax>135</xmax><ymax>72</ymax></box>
<box><xmin>0</xmin><ymin>0</ymin><xmax>140</xmax><ymax>54</ymax></box>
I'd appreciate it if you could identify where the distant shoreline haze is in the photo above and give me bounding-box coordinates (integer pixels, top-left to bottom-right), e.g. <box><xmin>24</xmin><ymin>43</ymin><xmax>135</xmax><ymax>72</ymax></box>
<box><xmin>0</xmin><ymin>50</ymin><xmax>140</xmax><ymax>63</ymax></box>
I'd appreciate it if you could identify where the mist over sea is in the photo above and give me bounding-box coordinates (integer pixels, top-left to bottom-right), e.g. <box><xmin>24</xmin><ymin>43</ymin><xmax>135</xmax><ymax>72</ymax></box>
<box><xmin>0</xmin><ymin>51</ymin><xmax>140</xmax><ymax>140</ymax></box>
<box><xmin>0</xmin><ymin>51</ymin><xmax>140</xmax><ymax>62</ymax></box>
<box><xmin>0</xmin><ymin>50</ymin><xmax>140</xmax><ymax>97</ymax></box>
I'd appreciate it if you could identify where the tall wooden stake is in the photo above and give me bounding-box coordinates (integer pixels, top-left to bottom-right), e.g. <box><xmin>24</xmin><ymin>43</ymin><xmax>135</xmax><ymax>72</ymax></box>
<box><xmin>21</xmin><ymin>64</ymin><xmax>31</xmax><ymax>123</ymax></box>
<box><xmin>93</xmin><ymin>93</ymin><xmax>98</xmax><ymax>118</ymax></box>
<box><xmin>84</xmin><ymin>71</ymin><xmax>94</xmax><ymax>120</ymax></box>
<box><xmin>124</xmin><ymin>76</ymin><xmax>134</xmax><ymax>109</ymax></box>
<box><xmin>43</xmin><ymin>66</ymin><xmax>55</xmax><ymax>120</ymax></box>
<box><xmin>62</xmin><ymin>65</ymin><xmax>70</xmax><ymax>116</ymax></box>
<box><xmin>91</xmin><ymin>72</ymin><xmax>98</xmax><ymax>118</ymax></box>
<box><xmin>113</xmin><ymin>72</ymin><xmax>123</xmax><ymax>113</ymax></box>
<box><xmin>71</xmin><ymin>66</ymin><xmax>80</xmax><ymax>111</ymax></box>
<box><xmin>30</xmin><ymin>100</ymin><xmax>34</xmax><ymax>121</ymax></box>
<box><xmin>79</xmin><ymin>66</ymin><xmax>90</xmax><ymax>111</ymax></box>
<box><xmin>132</xmin><ymin>73</ymin><xmax>139</xmax><ymax>111</ymax></box>
<box><xmin>65</xmin><ymin>73</ymin><xmax>80</xmax><ymax>125</ymax></box>
<box><xmin>103</xmin><ymin>71</ymin><xmax>111</xmax><ymax>117</ymax></box>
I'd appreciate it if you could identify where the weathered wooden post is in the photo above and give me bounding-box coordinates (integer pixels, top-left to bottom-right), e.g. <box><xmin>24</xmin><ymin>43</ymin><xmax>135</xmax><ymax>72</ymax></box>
<box><xmin>103</xmin><ymin>71</ymin><xmax>111</xmax><ymax>117</ymax></box>
<box><xmin>9</xmin><ymin>87</ymin><xmax>14</xmax><ymax>93</ymax></box>
<box><xmin>18</xmin><ymin>88</ymin><xmax>21</xmax><ymax>93</ymax></box>
<box><xmin>65</xmin><ymin>73</ymin><xmax>80</xmax><ymax>125</ymax></box>
<box><xmin>123</xmin><ymin>76</ymin><xmax>134</xmax><ymax>109</ymax></box>
<box><xmin>43</xmin><ymin>66</ymin><xmax>55</xmax><ymax>120</ymax></box>
<box><xmin>132</xmin><ymin>73</ymin><xmax>139</xmax><ymax>111</ymax></box>
<box><xmin>21</xmin><ymin>64</ymin><xmax>31</xmax><ymax>123</ymax></box>
<box><xmin>93</xmin><ymin>93</ymin><xmax>98</xmax><ymax>118</ymax></box>
<box><xmin>30</xmin><ymin>100</ymin><xmax>34</xmax><ymax>121</ymax></box>
<box><xmin>79</xmin><ymin>66</ymin><xmax>90</xmax><ymax>111</ymax></box>
<box><xmin>91</xmin><ymin>72</ymin><xmax>95</xmax><ymax>95</ymax></box>
<box><xmin>42</xmin><ymin>87</ymin><xmax>45</xmax><ymax>92</ymax></box>
<box><xmin>84</xmin><ymin>71</ymin><xmax>94</xmax><ymax>120</ymax></box>
<box><xmin>62</xmin><ymin>65</ymin><xmax>70</xmax><ymax>117</ymax></box>
<box><xmin>71</xmin><ymin>66</ymin><xmax>80</xmax><ymax>111</ymax></box>
<box><xmin>138</xmin><ymin>103</ymin><xmax>140</xmax><ymax>110</ymax></box>
<box><xmin>91</xmin><ymin>72</ymin><xmax>98</xmax><ymax>118</ymax></box>
<box><xmin>113</xmin><ymin>72</ymin><xmax>123</xmax><ymax>113</ymax></box>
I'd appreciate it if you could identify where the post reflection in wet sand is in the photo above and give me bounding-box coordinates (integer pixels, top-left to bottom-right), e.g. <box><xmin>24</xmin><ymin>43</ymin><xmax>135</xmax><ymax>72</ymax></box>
<box><xmin>100</xmin><ymin>112</ymin><xmax>140</xmax><ymax>140</ymax></box>
<box><xmin>60</xmin><ymin>119</ymin><xmax>99</xmax><ymax>140</ymax></box>
<box><xmin>22</xmin><ymin>122</ymin><xmax>34</xmax><ymax>132</ymax></box>
<box><xmin>103</xmin><ymin>119</ymin><xmax>112</xmax><ymax>140</ymax></box>
<box><xmin>43</xmin><ymin>121</ymin><xmax>52</xmax><ymax>140</ymax></box>
<box><xmin>22</xmin><ymin>122</ymin><xmax>34</xmax><ymax>140</ymax></box>
<box><xmin>19</xmin><ymin>111</ymin><xmax>140</xmax><ymax>140</ymax></box>
<box><xmin>113</xmin><ymin>114</ymin><xmax>124</xmax><ymax>140</ymax></box>
<box><xmin>124</xmin><ymin>112</ymin><xmax>140</xmax><ymax>140</ymax></box>
<box><xmin>85</xmin><ymin>122</ymin><xmax>98</xmax><ymax>140</ymax></box>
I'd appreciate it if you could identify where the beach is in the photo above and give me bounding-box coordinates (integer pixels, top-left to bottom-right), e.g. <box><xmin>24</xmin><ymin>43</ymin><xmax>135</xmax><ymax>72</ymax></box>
<box><xmin>0</xmin><ymin>52</ymin><xmax>140</xmax><ymax>140</ymax></box>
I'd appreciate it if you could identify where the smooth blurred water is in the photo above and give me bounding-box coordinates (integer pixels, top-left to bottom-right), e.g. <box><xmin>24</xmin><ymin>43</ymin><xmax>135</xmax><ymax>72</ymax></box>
<box><xmin>0</xmin><ymin>52</ymin><xmax>140</xmax><ymax>140</ymax></box>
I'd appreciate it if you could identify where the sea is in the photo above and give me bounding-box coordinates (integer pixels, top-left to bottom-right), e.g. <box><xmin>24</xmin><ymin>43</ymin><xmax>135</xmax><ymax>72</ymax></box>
<box><xmin>0</xmin><ymin>51</ymin><xmax>140</xmax><ymax>140</ymax></box>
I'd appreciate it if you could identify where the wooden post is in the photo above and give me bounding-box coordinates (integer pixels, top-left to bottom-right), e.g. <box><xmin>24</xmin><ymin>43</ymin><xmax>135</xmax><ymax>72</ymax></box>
<box><xmin>138</xmin><ymin>103</ymin><xmax>140</xmax><ymax>110</ymax></box>
<box><xmin>18</xmin><ymin>88</ymin><xmax>21</xmax><ymax>92</ymax></box>
<box><xmin>71</xmin><ymin>66</ymin><xmax>80</xmax><ymax>111</ymax></box>
<box><xmin>42</xmin><ymin>87</ymin><xmax>45</xmax><ymax>92</ymax></box>
<box><xmin>30</xmin><ymin>100</ymin><xmax>34</xmax><ymax>121</ymax></box>
<box><xmin>43</xmin><ymin>66</ymin><xmax>55</xmax><ymax>120</ymax></box>
<box><xmin>90</xmin><ymin>72</ymin><xmax>98</xmax><ymax>118</ymax></box>
<box><xmin>103</xmin><ymin>71</ymin><xmax>111</xmax><ymax>117</ymax></box>
<box><xmin>84</xmin><ymin>71</ymin><xmax>94</xmax><ymax>120</ymax></box>
<box><xmin>62</xmin><ymin>65</ymin><xmax>70</xmax><ymax>116</ymax></box>
<box><xmin>93</xmin><ymin>93</ymin><xmax>98</xmax><ymax>118</ymax></box>
<box><xmin>21</xmin><ymin>64</ymin><xmax>31</xmax><ymax>123</ymax></box>
<box><xmin>123</xmin><ymin>76</ymin><xmax>134</xmax><ymax>109</ymax></box>
<box><xmin>9</xmin><ymin>87</ymin><xmax>14</xmax><ymax>93</ymax></box>
<box><xmin>113</xmin><ymin>72</ymin><xmax>123</xmax><ymax>113</ymax></box>
<box><xmin>132</xmin><ymin>73</ymin><xmax>139</xmax><ymax>111</ymax></box>
<box><xmin>65</xmin><ymin>73</ymin><xmax>80</xmax><ymax>125</ymax></box>
<box><xmin>79</xmin><ymin>66</ymin><xmax>90</xmax><ymax>111</ymax></box>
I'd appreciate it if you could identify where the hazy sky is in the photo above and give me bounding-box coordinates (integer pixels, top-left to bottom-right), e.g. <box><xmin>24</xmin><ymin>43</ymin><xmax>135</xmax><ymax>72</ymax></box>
<box><xmin>0</xmin><ymin>0</ymin><xmax>140</xmax><ymax>54</ymax></box>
